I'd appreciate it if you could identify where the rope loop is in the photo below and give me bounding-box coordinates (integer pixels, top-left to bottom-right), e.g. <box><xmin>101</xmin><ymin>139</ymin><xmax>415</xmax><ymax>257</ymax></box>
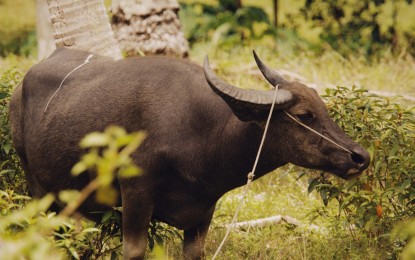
<box><xmin>211</xmin><ymin>85</ymin><xmax>280</xmax><ymax>259</ymax></box>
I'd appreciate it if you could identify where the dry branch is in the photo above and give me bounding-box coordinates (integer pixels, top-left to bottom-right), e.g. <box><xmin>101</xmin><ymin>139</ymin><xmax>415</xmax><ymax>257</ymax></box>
<box><xmin>227</xmin><ymin>215</ymin><xmax>322</xmax><ymax>232</ymax></box>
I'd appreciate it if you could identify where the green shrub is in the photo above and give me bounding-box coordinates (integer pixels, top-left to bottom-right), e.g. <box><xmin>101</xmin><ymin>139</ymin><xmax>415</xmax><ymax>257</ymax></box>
<box><xmin>393</xmin><ymin>218</ymin><xmax>415</xmax><ymax>260</ymax></box>
<box><xmin>290</xmin><ymin>0</ymin><xmax>415</xmax><ymax>57</ymax></box>
<box><xmin>306</xmin><ymin>86</ymin><xmax>415</xmax><ymax>255</ymax></box>
<box><xmin>0</xmin><ymin>68</ymin><xmax>26</xmax><ymax>195</ymax></box>
<box><xmin>180</xmin><ymin>2</ymin><xmax>276</xmax><ymax>49</ymax></box>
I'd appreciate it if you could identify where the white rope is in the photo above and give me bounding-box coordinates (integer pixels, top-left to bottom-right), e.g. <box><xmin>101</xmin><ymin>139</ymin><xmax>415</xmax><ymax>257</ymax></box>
<box><xmin>44</xmin><ymin>54</ymin><xmax>94</xmax><ymax>112</ymax></box>
<box><xmin>211</xmin><ymin>85</ymin><xmax>280</xmax><ymax>260</ymax></box>
<box><xmin>283</xmin><ymin>111</ymin><xmax>353</xmax><ymax>154</ymax></box>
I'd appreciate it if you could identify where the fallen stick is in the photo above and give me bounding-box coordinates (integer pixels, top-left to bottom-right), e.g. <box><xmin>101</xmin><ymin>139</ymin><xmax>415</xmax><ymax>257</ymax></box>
<box><xmin>226</xmin><ymin>215</ymin><xmax>322</xmax><ymax>232</ymax></box>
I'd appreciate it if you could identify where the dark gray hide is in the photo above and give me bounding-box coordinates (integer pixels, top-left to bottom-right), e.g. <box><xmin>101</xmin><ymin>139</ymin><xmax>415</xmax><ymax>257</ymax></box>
<box><xmin>9</xmin><ymin>48</ymin><xmax>369</xmax><ymax>259</ymax></box>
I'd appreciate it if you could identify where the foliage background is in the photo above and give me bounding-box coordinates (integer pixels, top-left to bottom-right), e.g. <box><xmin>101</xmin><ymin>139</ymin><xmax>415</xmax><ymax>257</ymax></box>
<box><xmin>0</xmin><ymin>0</ymin><xmax>415</xmax><ymax>259</ymax></box>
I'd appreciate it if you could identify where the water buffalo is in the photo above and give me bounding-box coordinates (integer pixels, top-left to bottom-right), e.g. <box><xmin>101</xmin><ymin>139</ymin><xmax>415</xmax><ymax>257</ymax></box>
<box><xmin>9</xmin><ymin>48</ymin><xmax>370</xmax><ymax>259</ymax></box>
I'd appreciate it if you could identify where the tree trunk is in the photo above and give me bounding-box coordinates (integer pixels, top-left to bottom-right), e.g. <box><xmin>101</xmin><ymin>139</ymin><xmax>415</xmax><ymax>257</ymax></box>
<box><xmin>36</xmin><ymin>0</ymin><xmax>55</xmax><ymax>60</ymax></box>
<box><xmin>47</xmin><ymin>0</ymin><xmax>122</xmax><ymax>60</ymax></box>
<box><xmin>273</xmin><ymin>0</ymin><xmax>278</xmax><ymax>28</ymax></box>
<box><xmin>236</xmin><ymin>0</ymin><xmax>242</xmax><ymax>9</ymax></box>
<box><xmin>111</xmin><ymin>0</ymin><xmax>189</xmax><ymax>58</ymax></box>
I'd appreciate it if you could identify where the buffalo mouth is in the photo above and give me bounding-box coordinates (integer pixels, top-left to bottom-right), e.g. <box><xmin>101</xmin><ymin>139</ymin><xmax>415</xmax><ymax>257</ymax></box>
<box><xmin>327</xmin><ymin>166</ymin><xmax>364</xmax><ymax>180</ymax></box>
<box><xmin>327</xmin><ymin>149</ymin><xmax>370</xmax><ymax>180</ymax></box>
<box><xmin>326</xmin><ymin>148</ymin><xmax>370</xmax><ymax>180</ymax></box>
<box><xmin>342</xmin><ymin>169</ymin><xmax>364</xmax><ymax>180</ymax></box>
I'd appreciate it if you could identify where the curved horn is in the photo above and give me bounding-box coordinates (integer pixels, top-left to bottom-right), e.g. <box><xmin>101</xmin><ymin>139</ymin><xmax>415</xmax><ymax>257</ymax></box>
<box><xmin>204</xmin><ymin>56</ymin><xmax>292</xmax><ymax>110</ymax></box>
<box><xmin>253</xmin><ymin>50</ymin><xmax>288</xmax><ymax>86</ymax></box>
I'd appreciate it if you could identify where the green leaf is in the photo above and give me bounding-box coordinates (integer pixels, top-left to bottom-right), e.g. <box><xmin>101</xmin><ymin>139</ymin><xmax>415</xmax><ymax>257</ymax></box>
<box><xmin>115</xmin><ymin>135</ymin><xmax>135</xmax><ymax>148</ymax></box>
<box><xmin>97</xmin><ymin>161</ymin><xmax>115</xmax><ymax>186</ymax></box>
<box><xmin>69</xmin><ymin>247</ymin><xmax>80</xmax><ymax>260</ymax></box>
<box><xmin>80</xmin><ymin>132</ymin><xmax>109</xmax><ymax>148</ymax></box>
<box><xmin>59</xmin><ymin>190</ymin><xmax>81</xmax><ymax>204</ymax></box>
<box><xmin>101</xmin><ymin>211</ymin><xmax>114</xmax><ymax>223</ymax></box>
<box><xmin>308</xmin><ymin>178</ymin><xmax>320</xmax><ymax>194</ymax></box>
<box><xmin>80</xmin><ymin>227</ymin><xmax>101</xmax><ymax>234</ymax></box>
<box><xmin>320</xmin><ymin>189</ymin><xmax>329</xmax><ymax>206</ymax></box>
<box><xmin>0</xmin><ymin>169</ymin><xmax>14</xmax><ymax>175</ymax></box>
<box><xmin>0</xmin><ymin>92</ymin><xmax>8</xmax><ymax>99</ymax></box>
<box><xmin>2</xmin><ymin>143</ymin><xmax>11</xmax><ymax>154</ymax></box>
<box><xmin>106</xmin><ymin>125</ymin><xmax>126</xmax><ymax>138</ymax></box>
<box><xmin>96</xmin><ymin>186</ymin><xmax>118</xmax><ymax>206</ymax></box>
<box><xmin>119</xmin><ymin>165</ymin><xmax>141</xmax><ymax>178</ymax></box>
<box><xmin>82</xmin><ymin>152</ymin><xmax>99</xmax><ymax>167</ymax></box>
<box><xmin>71</xmin><ymin>162</ymin><xmax>87</xmax><ymax>176</ymax></box>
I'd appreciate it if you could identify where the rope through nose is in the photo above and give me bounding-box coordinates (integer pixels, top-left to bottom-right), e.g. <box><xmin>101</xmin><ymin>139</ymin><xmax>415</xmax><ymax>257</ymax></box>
<box><xmin>283</xmin><ymin>111</ymin><xmax>353</xmax><ymax>154</ymax></box>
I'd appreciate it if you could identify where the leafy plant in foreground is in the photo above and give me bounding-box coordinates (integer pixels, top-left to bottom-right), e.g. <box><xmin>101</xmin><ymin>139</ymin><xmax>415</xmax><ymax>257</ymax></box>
<box><xmin>0</xmin><ymin>126</ymin><xmax>145</xmax><ymax>259</ymax></box>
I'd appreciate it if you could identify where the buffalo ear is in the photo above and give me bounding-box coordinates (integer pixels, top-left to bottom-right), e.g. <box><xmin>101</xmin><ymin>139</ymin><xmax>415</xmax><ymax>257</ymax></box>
<box><xmin>226</xmin><ymin>89</ymin><xmax>293</xmax><ymax>122</ymax></box>
<box><xmin>227</xmin><ymin>106</ymin><xmax>275</xmax><ymax>122</ymax></box>
<box><xmin>203</xmin><ymin>56</ymin><xmax>293</xmax><ymax>122</ymax></box>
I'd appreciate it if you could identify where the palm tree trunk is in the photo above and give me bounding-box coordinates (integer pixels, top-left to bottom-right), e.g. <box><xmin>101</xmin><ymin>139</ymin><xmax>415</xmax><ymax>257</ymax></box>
<box><xmin>36</xmin><ymin>0</ymin><xmax>55</xmax><ymax>60</ymax></box>
<box><xmin>47</xmin><ymin>0</ymin><xmax>122</xmax><ymax>60</ymax></box>
<box><xmin>111</xmin><ymin>0</ymin><xmax>189</xmax><ymax>57</ymax></box>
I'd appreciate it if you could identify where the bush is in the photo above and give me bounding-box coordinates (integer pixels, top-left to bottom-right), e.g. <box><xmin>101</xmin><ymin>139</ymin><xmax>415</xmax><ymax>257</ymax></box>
<box><xmin>0</xmin><ymin>68</ymin><xmax>26</xmax><ymax>195</ymax></box>
<box><xmin>290</xmin><ymin>0</ymin><xmax>415</xmax><ymax>57</ymax></box>
<box><xmin>306</xmin><ymin>86</ymin><xmax>415</xmax><ymax>256</ymax></box>
<box><xmin>180</xmin><ymin>2</ymin><xmax>276</xmax><ymax>49</ymax></box>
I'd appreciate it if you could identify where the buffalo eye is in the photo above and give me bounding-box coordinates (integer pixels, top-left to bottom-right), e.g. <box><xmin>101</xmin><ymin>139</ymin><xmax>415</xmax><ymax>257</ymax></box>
<box><xmin>296</xmin><ymin>112</ymin><xmax>314</xmax><ymax>123</ymax></box>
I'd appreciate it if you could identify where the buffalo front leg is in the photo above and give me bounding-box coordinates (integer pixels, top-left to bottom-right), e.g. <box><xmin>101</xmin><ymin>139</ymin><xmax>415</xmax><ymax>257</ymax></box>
<box><xmin>183</xmin><ymin>205</ymin><xmax>215</xmax><ymax>260</ymax></box>
<box><xmin>121</xmin><ymin>182</ymin><xmax>154</xmax><ymax>260</ymax></box>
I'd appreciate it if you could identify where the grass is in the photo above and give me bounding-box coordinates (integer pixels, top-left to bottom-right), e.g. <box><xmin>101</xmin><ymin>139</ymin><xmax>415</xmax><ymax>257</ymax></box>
<box><xmin>0</xmin><ymin>54</ymin><xmax>36</xmax><ymax>72</ymax></box>
<box><xmin>148</xmin><ymin>168</ymin><xmax>387</xmax><ymax>259</ymax></box>
<box><xmin>190</xmin><ymin>42</ymin><xmax>415</xmax><ymax>101</ymax></box>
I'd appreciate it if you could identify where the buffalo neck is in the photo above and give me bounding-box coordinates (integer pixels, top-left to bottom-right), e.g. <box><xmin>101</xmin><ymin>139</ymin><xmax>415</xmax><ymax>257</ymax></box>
<box><xmin>209</xmin><ymin>114</ymin><xmax>287</xmax><ymax>197</ymax></box>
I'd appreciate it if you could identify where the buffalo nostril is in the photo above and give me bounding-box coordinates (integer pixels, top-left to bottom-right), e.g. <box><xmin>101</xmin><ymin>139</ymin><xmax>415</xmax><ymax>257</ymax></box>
<box><xmin>351</xmin><ymin>152</ymin><xmax>365</xmax><ymax>166</ymax></box>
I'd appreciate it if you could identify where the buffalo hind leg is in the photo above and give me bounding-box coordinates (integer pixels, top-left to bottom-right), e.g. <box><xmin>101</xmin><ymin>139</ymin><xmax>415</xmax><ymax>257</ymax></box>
<box><xmin>183</xmin><ymin>205</ymin><xmax>215</xmax><ymax>260</ymax></box>
<box><xmin>121</xmin><ymin>181</ymin><xmax>154</xmax><ymax>260</ymax></box>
